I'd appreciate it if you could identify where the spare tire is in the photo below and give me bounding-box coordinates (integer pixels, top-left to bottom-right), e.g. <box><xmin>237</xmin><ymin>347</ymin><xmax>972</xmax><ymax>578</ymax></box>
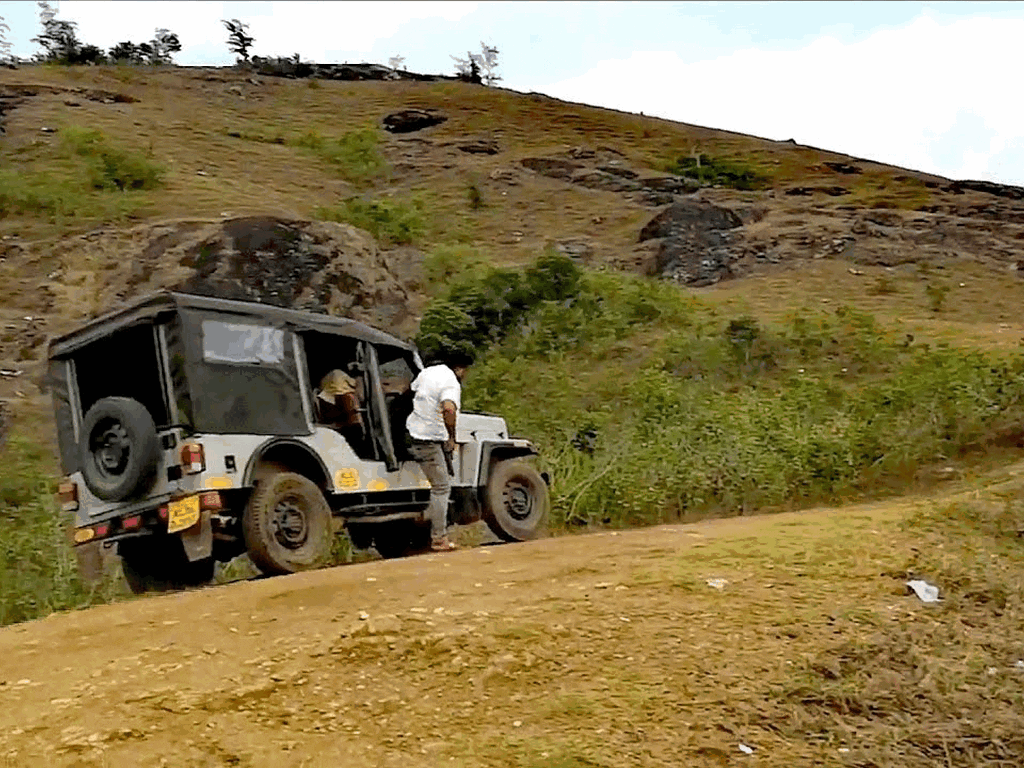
<box><xmin>79</xmin><ymin>397</ymin><xmax>161</xmax><ymax>502</ymax></box>
<box><xmin>482</xmin><ymin>459</ymin><xmax>549</xmax><ymax>542</ymax></box>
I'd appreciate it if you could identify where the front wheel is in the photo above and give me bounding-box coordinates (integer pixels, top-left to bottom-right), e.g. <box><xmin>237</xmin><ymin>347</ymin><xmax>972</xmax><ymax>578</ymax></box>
<box><xmin>242</xmin><ymin>472</ymin><xmax>333</xmax><ymax>575</ymax></box>
<box><xmin>482</xmin><ymin>460</ymin><xmax>549</xmax><ymax>542</ymax></box>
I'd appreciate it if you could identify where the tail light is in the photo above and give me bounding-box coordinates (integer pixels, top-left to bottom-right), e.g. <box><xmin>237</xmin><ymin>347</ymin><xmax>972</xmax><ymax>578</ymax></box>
<box><xmin>122</xmin><ymin>515</ymin><xmax>142</xmax><ymax>531</ymax></box>
<box><xmin>181</xmin><ymin>443</ymin><xmax>206</xmax><ymax>474</ymax></box>
<box><xmin>58</xmin><ymin>480</ymin><xmax>79</xmax><ymax>512</ymax></box>
<box><xmin>73</xmin><ymin>521</ymin><xmax>110</xmax><ymax>544</ymax></box>
<box><xmin>199</xmin><ymin>491</ymin><xmax>223</xmax><ymax>511</ymax></box>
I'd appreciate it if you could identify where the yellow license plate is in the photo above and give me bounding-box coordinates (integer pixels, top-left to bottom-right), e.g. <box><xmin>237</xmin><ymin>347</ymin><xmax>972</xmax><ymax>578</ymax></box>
<box><xmin>167</xmin><ymin>495</ymin><xmax>200</xmax><ymax>533</ymax></box>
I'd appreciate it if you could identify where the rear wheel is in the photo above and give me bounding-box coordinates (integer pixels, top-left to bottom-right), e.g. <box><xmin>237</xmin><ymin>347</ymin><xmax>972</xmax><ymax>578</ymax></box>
<box><xmin>119</xmin><ymin>537</ymin><xmax>215</xmax><ymax>595</ymax></box>
<box><xmin>242</xmin><ymin>472</ymin><xmax>332</xmax><ymax>575</ymax></box>
<box><xmin>482</xmin><ymin>460</ymin><xmax>549</xmax><ymax>542</ymax></box>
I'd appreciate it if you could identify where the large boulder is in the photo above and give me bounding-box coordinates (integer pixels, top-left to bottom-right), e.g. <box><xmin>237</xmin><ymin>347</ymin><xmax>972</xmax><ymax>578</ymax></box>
<box><xmin>44</xmin><ymin>216</ymin><xmax>424</xmax><ymax>338</ymax></box>
<box><xmin>639</xmin><ymin>200</ymin><xmax>743</xmax><ymax>286</ymax></box>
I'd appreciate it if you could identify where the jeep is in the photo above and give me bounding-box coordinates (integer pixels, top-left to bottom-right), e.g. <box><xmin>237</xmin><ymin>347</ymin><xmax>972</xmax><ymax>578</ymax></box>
<box><xmin>47</xmin><ymin>291</ymin><xmax>548</xmax><ymax>592</ymax></box>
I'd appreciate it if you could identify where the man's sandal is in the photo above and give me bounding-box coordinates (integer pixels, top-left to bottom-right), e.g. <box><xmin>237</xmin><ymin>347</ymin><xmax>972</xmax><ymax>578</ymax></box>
<box><xmin>430</xmin><ymin>537</ymin><xmax>458</xmax><ymax>552</ymax></box>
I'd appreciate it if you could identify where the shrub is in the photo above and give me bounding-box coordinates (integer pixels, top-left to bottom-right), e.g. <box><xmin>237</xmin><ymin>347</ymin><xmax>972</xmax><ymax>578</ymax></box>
<box><xmin>414</xmin><ymin>252</ymin><xmax>584</xmax><ymax>361</ymax></box>
<box><xmin>291</xmin><ymin>128</ymin><xmax>387</xmax><ymax>185</ymax></box>
<box><xmin>314</xmin><ymin>196</ymin><xmax>425</xmax><ymax>245</ymax></box>
<box><xmin>665</xmin><ymin>153</ymin><xmax>770</xmax><ymax>190</ymax></box>
<box><xmin>422</xmin><ymin>245</ymin><xmax>489</xmax><ymax>291</ymax></box>
<box><xmin>62</xmin><ymin>127</ymin><xmax>163</xmax><ymax>191</ymax></box>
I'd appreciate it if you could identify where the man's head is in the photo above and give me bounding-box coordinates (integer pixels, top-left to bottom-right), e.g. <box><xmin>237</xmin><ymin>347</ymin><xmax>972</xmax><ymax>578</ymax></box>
<box><xmin>441</xmin><ymin>348</ymin><xmax>475</xmax><ymax>381</ymax></box>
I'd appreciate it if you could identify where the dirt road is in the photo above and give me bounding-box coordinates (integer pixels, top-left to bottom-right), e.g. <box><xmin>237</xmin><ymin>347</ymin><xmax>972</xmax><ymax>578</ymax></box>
<box><xmin>0</xmin><ymin>491</ymin><xmax>1001</xmax><ymax>767</ymax></box>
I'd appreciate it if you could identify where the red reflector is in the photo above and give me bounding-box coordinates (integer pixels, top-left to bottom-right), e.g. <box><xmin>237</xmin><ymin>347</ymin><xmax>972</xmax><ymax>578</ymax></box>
<box><xmin>94</xmin><ymin>524</ymin><xmax>110</xmax><ymax>538</ymax></box>
<box><xmin>180</xmin><ymin>443</ymin><xmax>206</xmax><ymax>474</ymax></box>
<box><xmin>199</xmin><ymin>491</ymin><xmax>222</xmax><ymax>511</ymax></box>
<box><xmin>123</xmin><ymin>515</ymin><xmax>142</xmax><ymax>530</ymax></box>
<box><xmin>158</xmin><ymin>506</ymin><xmax>168</xmax><ymax>521</ymax></box>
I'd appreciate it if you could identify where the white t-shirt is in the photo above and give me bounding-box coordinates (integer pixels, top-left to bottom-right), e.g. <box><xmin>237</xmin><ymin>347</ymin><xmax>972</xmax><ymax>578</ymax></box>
<box><xmin>406</xmin><ymin>364</ymin><xmax>461</xmax><ymax>441</ymax></box>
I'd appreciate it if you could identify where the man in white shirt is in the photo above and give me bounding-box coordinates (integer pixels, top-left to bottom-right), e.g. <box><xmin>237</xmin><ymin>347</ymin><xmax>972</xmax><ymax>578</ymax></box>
<box><xmin>406</xmin><ymin>349</ymin><xmax>474</xmax><ymax>552</ymax></box>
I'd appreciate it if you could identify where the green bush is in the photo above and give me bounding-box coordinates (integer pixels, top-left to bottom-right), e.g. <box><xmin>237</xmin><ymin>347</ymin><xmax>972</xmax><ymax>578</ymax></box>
<box><xmin>415</xmin><ymin>252</ymin><xmax>585</xmax><ymax>361</ymax></box>
<box><xmin>665</xmin><ymin>153</ymin><xmax>770</xmax><ymax>190</ymax></box>
<box><xmin>62</xmin><ymin>127</ymin><xmax>164</xmax><ymax>191</ymax></box>
<box><xmin>314</xmin><ymin>196</ymin><xmax>425</xmax><ymax>245</ymax></box>
<box><xmin>422</xmin><ymin>245</ymin><xmax>490</xmax><ymax>291</ymax></box>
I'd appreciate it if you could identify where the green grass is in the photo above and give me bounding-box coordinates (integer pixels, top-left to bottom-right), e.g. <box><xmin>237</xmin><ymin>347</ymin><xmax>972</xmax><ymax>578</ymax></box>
<box><xmin>0</xmin><ymin>126</ymin><xmax>161</xmax><ymax>224</ymax></box>
<box><xmin>228</xmin><ymin>125</ymin><xmax>388</xmax><ymax>186</ymax></box>
<box><xmin>0</xmin><ymin>437</ymin><xmax>123</xmax><ymax>626</ymax></box>
<box><xmin>291</xmin><ymin>127</ymin><xmax>388</xmax><ymax>185</ymax></box>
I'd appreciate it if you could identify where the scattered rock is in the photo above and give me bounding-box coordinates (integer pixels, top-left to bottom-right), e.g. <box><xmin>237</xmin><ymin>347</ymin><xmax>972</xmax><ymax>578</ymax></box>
<box><xmin>382</xmin><ymin>109</ymin><xmax>448</xmax><ymax>134</ymax></box>
<box><xmin>785</xmin><ymin>186</ymin><xmax>848</xmax><ymax>197</ymax></box>
<box><xmin>946</xmin><ymin>179</ymin><xmax>1024</xmax><ymax>201</ymax></box>
<box><xmin>823</xmin><ymin>161</ymin><xmax>862</xmax><ymax>175</ymax></box>
<box><xmin>597</xmin><ymin>165</ymin><xmax>638</xmax><ymax>179</ymax></box>
<box><xmin>520</xmin><ymin>157</ymin><xmax>581</xmax><ymax>181</ymax></box>
<box><xmin>552</xmin><ymin>240</ymin><xmax>593</xmax><ymax>261</ymax></box>
<box><xmin>458</xmin><ymin>138</ymin><xmax>499</xmax><ymax>155</ymax></box>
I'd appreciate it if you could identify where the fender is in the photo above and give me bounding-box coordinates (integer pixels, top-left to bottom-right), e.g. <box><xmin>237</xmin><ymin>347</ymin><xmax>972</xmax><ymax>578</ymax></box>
<box><xmin>476</xmin><ymin>440</ymin><xmax>540</xmax><ymax>488</ymax></box>
<box><xmin>243</xmin><ymin>437</ymin><xmax>333</xmax><ymax>492</ymax></box>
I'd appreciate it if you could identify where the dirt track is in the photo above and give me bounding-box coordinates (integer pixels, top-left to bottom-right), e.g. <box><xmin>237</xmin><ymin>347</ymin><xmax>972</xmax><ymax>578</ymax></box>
<box><xmin>0</xmin><ymin>496</ymin><xmax>976</xmax><ymax>767</ymax></box>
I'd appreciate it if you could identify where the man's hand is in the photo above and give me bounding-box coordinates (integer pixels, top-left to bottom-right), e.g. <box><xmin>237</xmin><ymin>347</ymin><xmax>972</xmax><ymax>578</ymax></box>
<box><xmin>444</xmin><ymin>438</ymin><xmax>457</xmax><ymax>455</ymax></box>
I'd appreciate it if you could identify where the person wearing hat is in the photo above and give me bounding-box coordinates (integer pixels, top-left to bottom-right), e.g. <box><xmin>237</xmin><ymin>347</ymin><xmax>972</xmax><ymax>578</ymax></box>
<box><xmin>406</xmin><ymin>349</ymin><xmax>475</xmax><ymax>552</ymax></box>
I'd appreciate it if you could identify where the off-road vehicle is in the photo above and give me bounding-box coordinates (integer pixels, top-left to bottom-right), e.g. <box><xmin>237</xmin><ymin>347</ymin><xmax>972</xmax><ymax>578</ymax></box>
<box><xmin>47</xmin><ymin>291</ymin><xmax>548</xmax><ymax>592</ymax></box>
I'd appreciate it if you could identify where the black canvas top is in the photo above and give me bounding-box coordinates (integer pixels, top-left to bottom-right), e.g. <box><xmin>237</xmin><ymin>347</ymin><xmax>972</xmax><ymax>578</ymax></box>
<box><xmin>47</xmin><ymin>291</ymin><xmax>415</xmax><ymax>359</ymax></box>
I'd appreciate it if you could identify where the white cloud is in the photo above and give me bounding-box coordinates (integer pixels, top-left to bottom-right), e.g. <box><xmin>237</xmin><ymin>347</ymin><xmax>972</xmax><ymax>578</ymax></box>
<box><xmin>537</xmin><ymin>13</ymin><xmax>1024</xmax><ymax>186</ymax></box>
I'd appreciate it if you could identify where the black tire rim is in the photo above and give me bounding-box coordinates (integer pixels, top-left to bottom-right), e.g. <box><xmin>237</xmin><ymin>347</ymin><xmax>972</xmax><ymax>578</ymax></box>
<box><xmin>504</xmin><ymin>480</ymin><xmax>534</xmax><ymax>521</ymax></box>
<box><xmin>272</xmin><ymin>497</ymin><xmax>309</xmax><ymax>549</ymax></box>
<box><xmin>90</xmin><ymin>418</ymin><xmax>131</xmax><ymax>479</ymax></box>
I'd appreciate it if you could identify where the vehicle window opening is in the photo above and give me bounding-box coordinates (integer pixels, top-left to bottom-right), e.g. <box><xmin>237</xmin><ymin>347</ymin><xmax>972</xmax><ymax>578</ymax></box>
<box><xmin>75</xmin><ymin>323</ymin><xmax>171</xmax><ymax>427</ymax></box>
<box><xmin>201</xmin><ymin>320</ymin><xmax>284</xmax><ymax>365</ymax></box>
<box><xmin>302</xmin><ymin>332</ymin><xmax>374</xmax><ymax>459</ymax></box>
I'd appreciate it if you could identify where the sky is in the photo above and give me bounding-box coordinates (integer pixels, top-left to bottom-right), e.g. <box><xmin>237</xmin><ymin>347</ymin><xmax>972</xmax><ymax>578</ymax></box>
<box><xmin>1</xmin><ymin>1</ymin><xmax>1022</xmax><ymax>187</ymax></box>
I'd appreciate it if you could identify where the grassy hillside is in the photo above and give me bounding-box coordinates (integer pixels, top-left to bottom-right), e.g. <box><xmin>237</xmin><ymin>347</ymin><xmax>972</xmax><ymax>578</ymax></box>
<box><xmin>1</xmin><ymin>64</ymin><xmax>1023</xmax><ymax>623</ymax></box>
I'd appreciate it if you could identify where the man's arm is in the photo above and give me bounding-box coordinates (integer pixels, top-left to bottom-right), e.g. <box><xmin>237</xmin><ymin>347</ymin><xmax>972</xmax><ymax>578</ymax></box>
<box><xmin>441</xmin><ymin>399</ymin><xmax>457</xmax><ymax>453</ymax></box>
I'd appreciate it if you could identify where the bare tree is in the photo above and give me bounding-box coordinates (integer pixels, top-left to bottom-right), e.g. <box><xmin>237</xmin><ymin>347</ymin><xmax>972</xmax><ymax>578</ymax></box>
<box><xmin>477</xmin><ymin>43</ymin><xmax>501</xmax><ymax>86</ymax></box>
<box><xmin>451</xmin><ymin>41</ymin><xmax>501</xmax><ymax>86</ymax></box>
<box><xmin>221</xmin><ymin>18</ymin><xmax>253</xmax><ymax>62</ymax></box>
<box><xmin>0</xmin><ymin>16</ymin><xmax>12</xmax><ymax>62</ymax></box>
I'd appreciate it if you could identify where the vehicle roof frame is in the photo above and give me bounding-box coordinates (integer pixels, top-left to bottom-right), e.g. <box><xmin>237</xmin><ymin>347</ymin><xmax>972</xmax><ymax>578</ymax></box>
<box><xmin>47</xmin><ymin>291</ymin><xmax>416</xmax><ymax>360</ymax></box>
